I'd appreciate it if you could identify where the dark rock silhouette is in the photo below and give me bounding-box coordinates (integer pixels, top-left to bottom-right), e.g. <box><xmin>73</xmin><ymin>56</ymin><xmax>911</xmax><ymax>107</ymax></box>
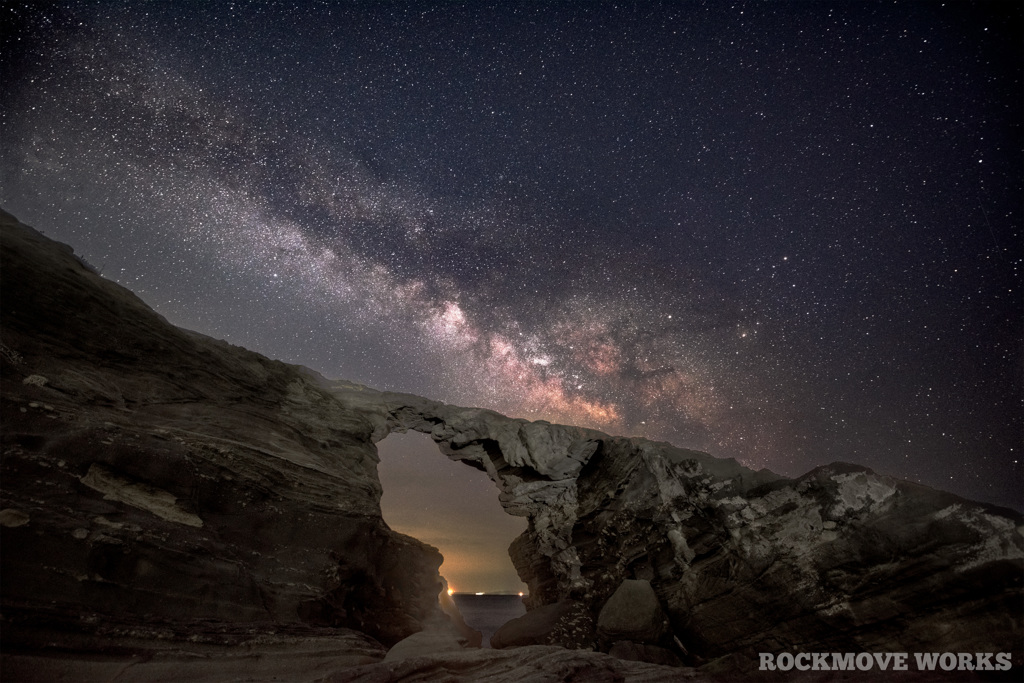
<box><xmin>0</xmin><ymin>210</ymin><xmax>445</xmax><ymax>679</ymax></box>
<box><xmin>2</xmin><ymin>209</ymin><xmax>1021</xmax><ymax>679</ymax></box>
<box><xmin>491</xmin><ymin>600</ymin><xmax>577</xmax><ymax>649</ymax></box>
<box><xmin>596</xmin><ymin>579</ymin><xmax>669</xmax><ymax>646</ymax></box>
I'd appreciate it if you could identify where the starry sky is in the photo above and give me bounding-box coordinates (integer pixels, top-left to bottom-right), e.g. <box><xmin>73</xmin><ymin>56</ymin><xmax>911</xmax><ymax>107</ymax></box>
<box><xmin>2</xmin><ymin>1</ymin><xmax>1021</xmax><ymax>591</ymax></box>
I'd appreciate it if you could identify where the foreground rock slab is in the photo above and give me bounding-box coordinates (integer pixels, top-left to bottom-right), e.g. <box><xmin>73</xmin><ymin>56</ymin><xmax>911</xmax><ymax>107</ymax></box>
<box><xmin>325</xmin><ymin>644</ymin><xmax>698</xmax><ymax>682</ymax></box>
<box><xmin>2</xmin><ymin>631</ymin><xmax>384</xmax><ymax>683</ymax></box>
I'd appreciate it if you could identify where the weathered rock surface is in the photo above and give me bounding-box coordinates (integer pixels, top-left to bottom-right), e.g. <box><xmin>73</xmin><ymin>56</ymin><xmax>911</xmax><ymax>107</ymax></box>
<box><xmin>2</xmin><ymin>629</ymin><xmax>387</xmax><ymax>683</ymax></box>
<box><xmin>439</xmin><ymin>577</ymin><xmax>483</xmax><ymax>648</ymax></box>
<box><xmin>490</xmin><ymin>599</ymin><xmax>577</xmax><ymax>649</ymax></box>
<box><xmin>608</xmin><ymin>640</ymin><xmax>683</xmax><ymax>668</ymax></box>
<box><xmin>331</xmin><ymin>386</ymin><xmax>1023</xmax><ymax>673</ymax></box>
<box><xmin>596</xmin><ymin>579</ymin><xmax>668</xmax><ymax>646</ymax></box>
<box><xmin>0</xmin><ymin>210</ymin><xmax>448</xmax><ymax>676</ymax></box>
<box><xmin>606</xmin><ymin>643</ymin><xmax>679</xmax><ymax>667</ymax></box>
<box><xmin>383</xmin><ymin>625</ymin><xmax>469</xmax><ymax>662</ymax></box>
<box><xmin>3</xmin><ymin>208</ymin><xmax>1022</xmax><ymax>680</ymax></box>
<box><xmin>385</xmin><ymin>579</ymin><xmax>481</xmax><ymax>662</ymax></box>
<box><xmin>325</xmin><ymin>644</ymin><xmax>697</xmax><ymax>682</ymax></box>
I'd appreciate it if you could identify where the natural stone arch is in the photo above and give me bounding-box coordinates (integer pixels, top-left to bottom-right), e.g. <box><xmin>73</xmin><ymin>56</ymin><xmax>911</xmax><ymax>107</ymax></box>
<box><xmin>376</xmin><ymin>393</ymin><xmax>607</xmax><ymax>606</ymax></box>
<box><xmin>323</xmin><ymin>380</ymin><xmax>1024</xmax><ymax>667</ymax></box>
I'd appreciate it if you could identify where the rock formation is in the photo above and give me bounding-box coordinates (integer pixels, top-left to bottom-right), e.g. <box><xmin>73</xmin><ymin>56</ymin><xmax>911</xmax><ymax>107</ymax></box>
<box><xmin>596</xmin><ymin>579</ymin><xmax>670</xmax><ymax>647</ymax></box>
<box><xmin>2</xmin><ymin>208</ymin><xmax>1022</xmax><ymax>680</ymax></box>
<box><xmin>0</xmin><ymin>210</ymin><xmax>447</xmax><ymax>680</ymax></box>
<box><xmin>328</xmin><ymin>384</ymin><xmax>1024</xmax><ymax>675</ymax></box>
<box><xmin>317</xmin><ymin>380</ymin><xmax>1021</xmax><ymax>669</ymax></box>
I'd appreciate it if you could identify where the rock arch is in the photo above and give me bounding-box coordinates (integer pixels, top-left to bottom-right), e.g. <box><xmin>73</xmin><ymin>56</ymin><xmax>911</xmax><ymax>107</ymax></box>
<box><xmin>7</xmin><ymin>211</ymin><xmax>1018</xmax><ymax>674</ymax></box>
<box><xmin>323</xmin><ymin>380</ymin><xmax>1024</xmax><ymax>667</ymax></box>
<box><xmin>376</xmin><ymin>392</ymin><xmax>607</xmax><ymax>606</ymax></box>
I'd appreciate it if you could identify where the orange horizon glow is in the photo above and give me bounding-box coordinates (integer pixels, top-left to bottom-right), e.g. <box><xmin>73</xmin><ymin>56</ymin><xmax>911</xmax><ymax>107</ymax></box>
<box><xmin>443</xmin><ymin>590</ymin><xmax>531</xmax><ymax>596</ymax></box>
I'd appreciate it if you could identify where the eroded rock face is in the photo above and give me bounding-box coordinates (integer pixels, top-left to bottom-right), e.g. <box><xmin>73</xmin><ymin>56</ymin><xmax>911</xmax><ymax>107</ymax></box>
<box><xmin>0</xmin><ymin>210</ymin><xmax>445</xmax><ymax>665</ymax></box>
<box><xmin>490</xmin><ymin>600</ymin><xmax>576</xmax><ymax>649</ymax></box>
<box><xmin>322</xmin><ymin>376</ymin><xmax>1024</xmax><ymax>672</ymax></box>
<box><xmin>596</xmin><ymin>580</ymin><xmax>668</xmax><ymax>646</ymax></box>
<box><xmin>3</xmin><ymin>209</ymin><xmax>1022</xmax><ymax>678</ymax></box>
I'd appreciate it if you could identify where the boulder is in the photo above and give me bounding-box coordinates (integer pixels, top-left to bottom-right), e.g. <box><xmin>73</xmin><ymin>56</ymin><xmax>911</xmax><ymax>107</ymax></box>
<box><xmin>596</xmin><ymin>579</ymin><xmax>668</xmax><ymax>645</ymax></box>
<box><xmin>490</xmin><ymin>599</ymin><xmax>575</xmax><ymax>648</ymax></box>
<box><xmin>383</xmin><ymin>626</ymin><xmax>468</xmax><ymax>662</ymax></box>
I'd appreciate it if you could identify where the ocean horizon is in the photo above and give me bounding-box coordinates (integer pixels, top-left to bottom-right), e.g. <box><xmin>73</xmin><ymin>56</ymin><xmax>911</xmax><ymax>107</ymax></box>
<box><xmin>451</xmin><ymin>593</ymin><xmax>527</xmax><ymax>648</ymax></box>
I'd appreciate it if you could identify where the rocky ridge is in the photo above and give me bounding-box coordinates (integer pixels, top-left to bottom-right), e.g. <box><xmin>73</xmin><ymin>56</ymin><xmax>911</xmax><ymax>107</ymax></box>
<box><xmin>0</xmin><ymin>210</ymin><xmax>446</xmax><ymax>679</ymax></box>
<box><xmin>2</xmin><ymin>209</ymin><xmax>1022</xmax><ymax>680</ymax></box>
<box><xmin>330</xmin><ymin>382</ymin><xmax>1024</xmax><ymax>675</ymax></box>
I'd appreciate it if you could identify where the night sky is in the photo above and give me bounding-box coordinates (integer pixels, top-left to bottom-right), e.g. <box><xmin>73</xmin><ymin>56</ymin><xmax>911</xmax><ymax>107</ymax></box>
<box><xmin>2</xmin><ymin>1</ymin><xmax>1021</xmax><ymax>592</ymax></box>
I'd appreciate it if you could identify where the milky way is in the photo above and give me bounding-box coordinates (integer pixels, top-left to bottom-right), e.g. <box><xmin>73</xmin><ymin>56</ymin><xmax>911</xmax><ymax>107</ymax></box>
<box><xmin>2</xmin><ymin>1</ymin><xmax>1020</xmax><ymax>511</ymax></box>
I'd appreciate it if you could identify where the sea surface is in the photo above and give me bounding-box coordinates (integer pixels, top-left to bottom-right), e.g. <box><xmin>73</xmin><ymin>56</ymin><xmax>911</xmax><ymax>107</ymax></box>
<box><xmin>451</xmin><ymin>593</ymin><xmax>527</xmax><ymax>648</ymax></box>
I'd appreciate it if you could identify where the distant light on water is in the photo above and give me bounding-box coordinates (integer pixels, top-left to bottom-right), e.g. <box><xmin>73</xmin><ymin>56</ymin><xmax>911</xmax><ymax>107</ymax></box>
<box><xmin>451</xmin><ymin>592</ymin><xmax>528</xmax><ymax>648</ymax></box>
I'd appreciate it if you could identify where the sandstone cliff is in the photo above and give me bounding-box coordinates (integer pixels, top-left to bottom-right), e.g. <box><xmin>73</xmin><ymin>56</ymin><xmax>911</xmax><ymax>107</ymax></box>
<box><xmin>2</xmin><ymin>209</ymin><xmax>1021</xmax><ymax>680</ymax></box>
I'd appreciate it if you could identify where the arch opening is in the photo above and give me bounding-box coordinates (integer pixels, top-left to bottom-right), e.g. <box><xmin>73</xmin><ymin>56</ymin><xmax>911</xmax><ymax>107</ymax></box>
<box><xmin>376</xmin><ymin>431</ymin><xmax>528</xmax><ymax>646</ymax></box>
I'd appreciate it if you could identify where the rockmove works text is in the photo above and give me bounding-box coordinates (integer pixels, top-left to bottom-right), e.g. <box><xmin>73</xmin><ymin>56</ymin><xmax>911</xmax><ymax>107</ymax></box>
<box><xmin>759</xmin><ymin>652</ymin><xmax>1013</xmax><ymax>672</ymax></box>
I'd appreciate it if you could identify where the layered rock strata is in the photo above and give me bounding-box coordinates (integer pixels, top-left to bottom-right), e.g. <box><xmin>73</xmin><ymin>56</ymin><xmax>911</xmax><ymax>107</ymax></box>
<box><xmin>0</xmin><ymin>211</ymin><xmax>446</xmax><ymax>672</ymax></box>
<box><xmin>2</xmin><ymin>209</ymin><xmax>1022</xmax><ymax>679</ymax></box>
<box><xmin>376</xmin><ymin>398</ymin><xmax>1023</xmax><ymax>672</ymax></box>
<box><xmin>323</xmin><ymin>382</ymin><xmax>1023</xmax><ymax>672</ymax></box>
